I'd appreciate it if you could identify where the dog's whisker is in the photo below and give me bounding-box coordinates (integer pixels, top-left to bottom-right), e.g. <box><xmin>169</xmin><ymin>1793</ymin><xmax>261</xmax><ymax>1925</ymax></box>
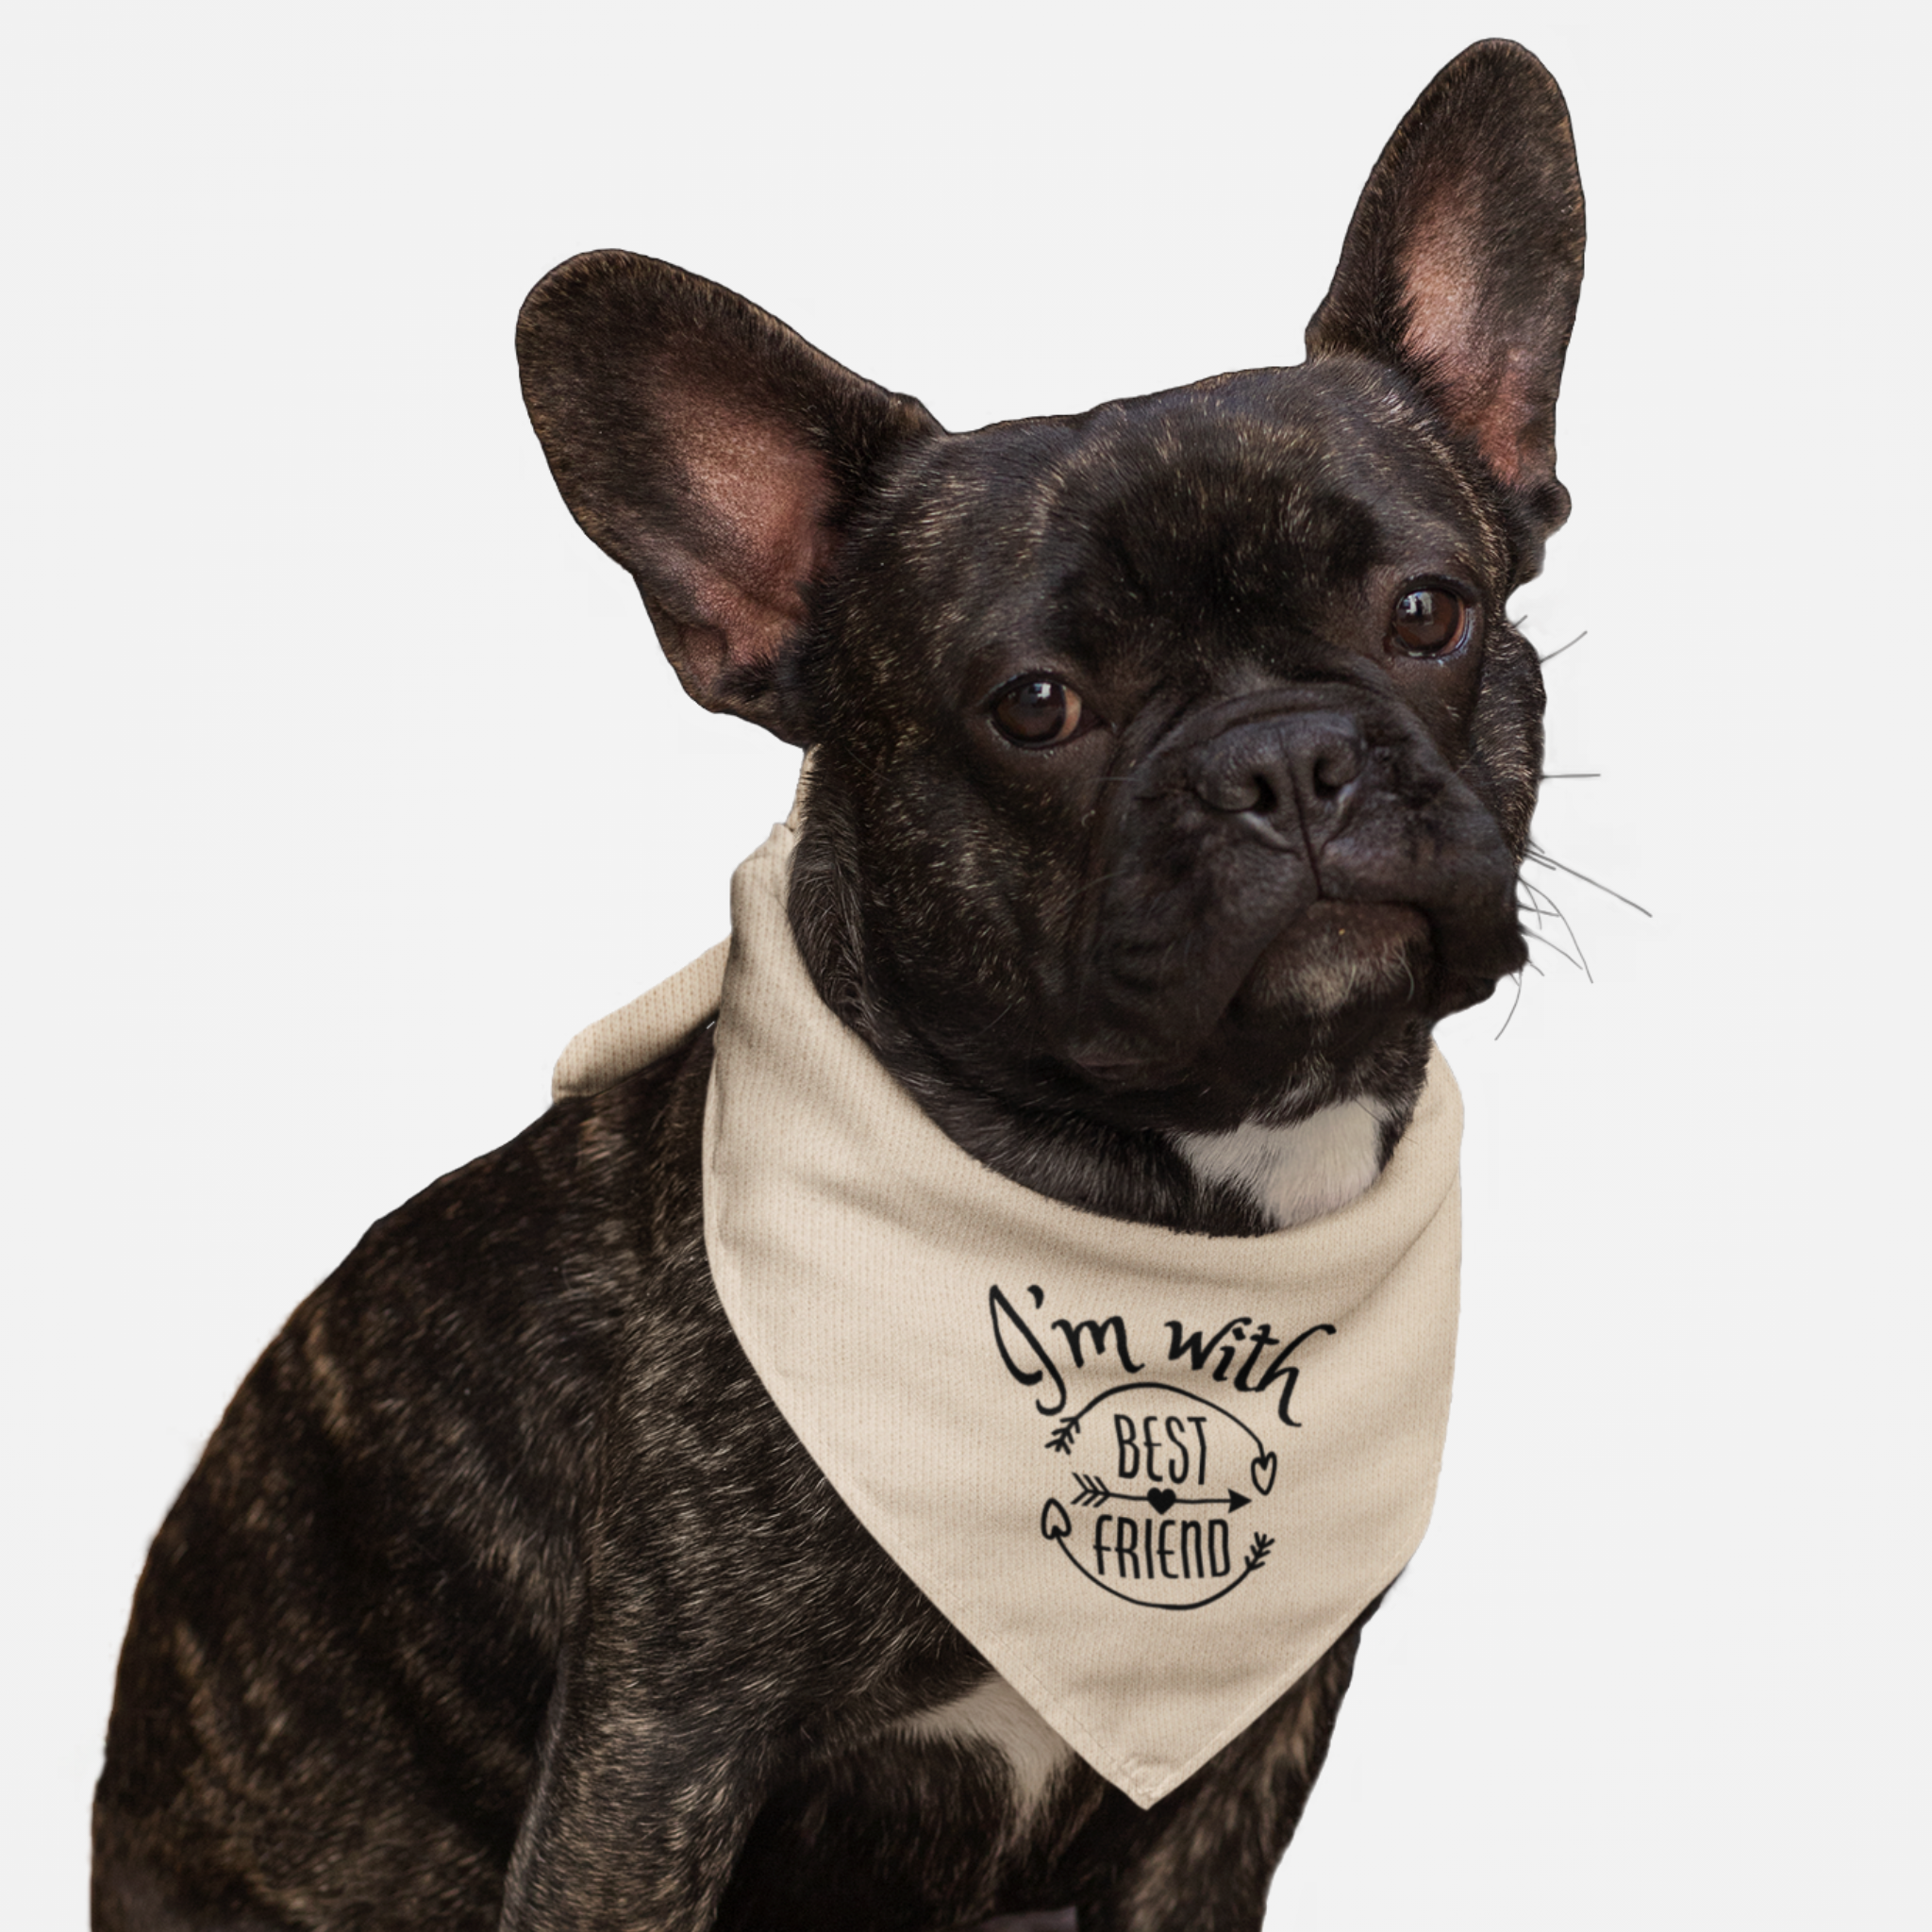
<box><xmin>1524</xmin><ymin>844</ymin><xmax>1652</xmax><ymax>918</ymax></box>
<box><xmin>1538</xmin><ymin>628</ymin><xmax>1588</xmax><ymax>665</ymax></box>
<box><xmin>1521</xmin><ymin>927</ymin><xmax>1584</xmax><ymax>974</ymax></box>
<box><xmin>1517</xmin><ymin>875</ymin><xmax>1592</xmax><ymax>980</ymax></box>
<box><xmin>1493</xmin><ymin>971</ymin><xmax>1526</xmax><ymax>1040</ymax></box>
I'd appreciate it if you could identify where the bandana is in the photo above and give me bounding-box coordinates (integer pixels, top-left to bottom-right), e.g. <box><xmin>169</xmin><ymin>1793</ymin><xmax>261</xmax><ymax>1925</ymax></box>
<box><xmin>555</xmin><ymin>809</ymin><xmax>1462</xmax><ymax>1807</ymax></box>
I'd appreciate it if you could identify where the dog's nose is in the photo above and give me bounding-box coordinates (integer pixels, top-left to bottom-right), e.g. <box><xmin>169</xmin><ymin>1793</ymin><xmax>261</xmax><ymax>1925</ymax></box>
<box><xmin>1190</xmin><ymin>711</ymin><xmax>1365</xmax><ymax>849</ymax></box>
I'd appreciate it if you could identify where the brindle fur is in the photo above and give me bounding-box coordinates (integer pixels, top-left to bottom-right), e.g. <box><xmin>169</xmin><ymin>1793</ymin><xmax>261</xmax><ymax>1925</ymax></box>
<box><xmin>96</xmin><ymin>40</ymin><xmax>1583</xmax><ymax>1931</ymax></box>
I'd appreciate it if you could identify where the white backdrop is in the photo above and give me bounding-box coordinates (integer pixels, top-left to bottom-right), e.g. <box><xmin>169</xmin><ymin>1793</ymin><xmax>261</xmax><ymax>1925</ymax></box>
<box><xmin>6</xmin><ymin>3</ymin><xmax>1925</xmax><ymax>1926</ymax></box>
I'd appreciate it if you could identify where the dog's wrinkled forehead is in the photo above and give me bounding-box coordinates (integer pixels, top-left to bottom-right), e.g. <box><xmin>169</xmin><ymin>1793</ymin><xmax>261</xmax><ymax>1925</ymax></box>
<box><xmin>849</xmin><ymin>360</ymin><xmax>1508</xmax><ymax>689</ymax></box>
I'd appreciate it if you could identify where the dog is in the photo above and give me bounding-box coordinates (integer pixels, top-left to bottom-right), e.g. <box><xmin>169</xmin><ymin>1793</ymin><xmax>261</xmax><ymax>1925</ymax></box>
<box><xmin>95</xmin><ymin>38</ymin><xmax>1584</xmax><ymax>1932</ymax></box>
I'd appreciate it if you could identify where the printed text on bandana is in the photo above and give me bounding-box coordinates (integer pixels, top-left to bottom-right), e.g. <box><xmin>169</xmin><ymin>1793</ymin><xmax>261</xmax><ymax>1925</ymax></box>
<box><xmin>990</xmin><ymin>1285</ymin><xmax>1335</xmax><ymax>1610</ymax></box>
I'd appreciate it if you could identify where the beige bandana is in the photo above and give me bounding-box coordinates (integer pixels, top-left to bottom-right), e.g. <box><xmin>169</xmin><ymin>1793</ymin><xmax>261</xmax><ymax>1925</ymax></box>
<box><xmin>556</xmin><ymin>813</ymin><xmax>1463</xmax><ymax>1807</ymax></box>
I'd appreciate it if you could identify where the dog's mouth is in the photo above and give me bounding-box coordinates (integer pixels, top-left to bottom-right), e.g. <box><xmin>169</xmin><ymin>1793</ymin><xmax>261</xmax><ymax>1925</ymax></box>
<box><xmin>1232</xmin><ymin>891</ymin><xmax>1519</xmax><ymax>1041</ymax></box>
<box><xmin>1236</xmin><ymin>899</ymin><xmax>1434</xmax><ymax>1021</ymax></box>
<box><xmin>1059</xmin><ymin>880</ymin><xmax>1524</xmax><ymax>1113</ymax></box>
<box><xmin>1064</xmin><ymin>898</ymin><xmax>1437</xmax><ymax>1091</ymax></box>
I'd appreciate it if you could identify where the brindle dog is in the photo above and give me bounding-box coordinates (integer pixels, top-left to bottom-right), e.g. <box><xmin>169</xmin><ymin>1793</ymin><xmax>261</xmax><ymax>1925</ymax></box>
<box><xmin>96</xmin><ymin>39</ymin><xmax>1584</xmax><ymax>1932</ymax></box>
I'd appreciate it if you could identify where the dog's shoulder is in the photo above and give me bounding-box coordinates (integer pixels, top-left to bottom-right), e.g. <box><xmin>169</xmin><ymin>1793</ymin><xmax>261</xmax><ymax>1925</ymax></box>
<box><xmin>272</xmin><ymin>1016</ymin><xmax>720</xmax><ymax>1452</ymax></box>
<box><xmin>140</xmin><ymin>1024</ymin><xmax>719</xmax><ymax>1652</ymax></box>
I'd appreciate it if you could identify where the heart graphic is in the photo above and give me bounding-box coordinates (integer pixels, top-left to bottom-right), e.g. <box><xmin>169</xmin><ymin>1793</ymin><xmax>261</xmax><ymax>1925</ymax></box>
<box><xmin>1041</xmin><ymin>1499</ymin><xmax>1072</xmax><ymax>1541</ymax></box>
<box><xmin>1250</xmin><ymin>1453</ymin><xmax>1277</xmax><ymax>1496</ymax></box>
<box><xmin>1146</xmin><ymin>1488</ymin><xmax>1176</xmax><ymax>1515</ymax></box>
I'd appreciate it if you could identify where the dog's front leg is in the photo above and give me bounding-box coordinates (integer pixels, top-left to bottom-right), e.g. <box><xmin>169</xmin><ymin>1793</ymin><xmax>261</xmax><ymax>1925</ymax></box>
<box><xmin>498</xmin><ymin>1641</ymin><xmax>772</xmax><ymax>1932</ymax></box>
<box><xmin>492</xmin><ymin>1314</ymin><xmax>909</xmax><ymax>1932</ymax></box>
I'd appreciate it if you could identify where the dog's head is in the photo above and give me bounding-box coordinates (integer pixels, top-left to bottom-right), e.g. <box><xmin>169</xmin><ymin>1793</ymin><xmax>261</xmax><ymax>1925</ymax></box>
<box><xmin>518</xmin><ymin>41</ymin><xmax>1583</xmax><ymax>1146</ymax></box>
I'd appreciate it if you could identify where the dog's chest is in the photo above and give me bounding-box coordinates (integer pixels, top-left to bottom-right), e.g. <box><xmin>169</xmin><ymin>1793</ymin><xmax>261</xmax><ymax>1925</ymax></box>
<box><xmin>715</xmin><ymin>1673</ymin><xmax>1108</xmax><ymax>1929</ymax></box>
<box><xmin>897</xmin><ymin>1672</ymin><xmax>1075</xmax><ymax>1814</ymax></box>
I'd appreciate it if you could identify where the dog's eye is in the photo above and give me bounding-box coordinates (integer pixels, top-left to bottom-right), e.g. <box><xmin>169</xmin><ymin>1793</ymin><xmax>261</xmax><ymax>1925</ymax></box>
<box><xmin>991</xmin><ymin>676</ymin><xmax>1085</xmax><ymax>747</ymax></box>
<box><xmin>1390</xmin><ymin>586</ymin><xmax>1472</xmax><ymax>658</ymax></box>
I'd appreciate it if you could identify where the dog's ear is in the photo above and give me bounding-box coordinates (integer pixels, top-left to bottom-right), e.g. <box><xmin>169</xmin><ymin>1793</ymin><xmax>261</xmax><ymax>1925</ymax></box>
<box><xmin>1307</xmin><ymin>41</ymin><xmax>1585</xmax><ymax>568</ymax></box>
<box><xmin>518</xmin><ymin>252</ymin><xmax>939</xmax><ymax>742</ymax></box>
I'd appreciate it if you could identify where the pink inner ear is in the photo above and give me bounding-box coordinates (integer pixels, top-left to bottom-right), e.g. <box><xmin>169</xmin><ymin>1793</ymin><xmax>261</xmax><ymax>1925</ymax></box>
<box><xmin>1399</xmin><ymin>195</ymin><xmax>1536</xmax><ymax>489</ymax></box>
<box><xmin>662</xmin><ymin>392</ymin><xmax>837</xmax><ymax>675</ymax></box>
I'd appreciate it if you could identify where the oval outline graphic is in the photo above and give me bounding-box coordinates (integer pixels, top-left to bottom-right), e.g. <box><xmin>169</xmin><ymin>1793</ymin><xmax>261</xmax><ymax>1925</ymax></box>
<box><xmin>1041</xmin><ymin>1380</ymin><xmax>1277</xmax><ymax>1610</ymax></box>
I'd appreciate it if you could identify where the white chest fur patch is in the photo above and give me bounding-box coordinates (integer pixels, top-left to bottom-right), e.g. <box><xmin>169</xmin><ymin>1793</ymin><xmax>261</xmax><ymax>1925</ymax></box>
<box><xmin>1174</xmin><ymin>1100</ymin><xmax>1387</xmax><ymax>1230</ymax></box>
<box><xmin>899</xmin><ymin>1673</ymin><xmax>1074</xmax><ymax>1813</ymax></box>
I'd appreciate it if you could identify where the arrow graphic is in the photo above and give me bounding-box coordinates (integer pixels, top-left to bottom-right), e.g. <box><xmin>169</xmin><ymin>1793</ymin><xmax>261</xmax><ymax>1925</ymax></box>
<box><xmin>1069</xmin><ymin>1474</ymin><xmax>1249</xmax><ymax>1513</ymax></box>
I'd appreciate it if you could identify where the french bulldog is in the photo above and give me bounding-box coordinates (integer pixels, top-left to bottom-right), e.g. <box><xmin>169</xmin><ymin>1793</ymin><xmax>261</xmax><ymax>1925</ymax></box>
<box><xmin>95</xmin><ymin>37</ymin><xmax>1584</xmax><ymax>1932</ymax></box>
